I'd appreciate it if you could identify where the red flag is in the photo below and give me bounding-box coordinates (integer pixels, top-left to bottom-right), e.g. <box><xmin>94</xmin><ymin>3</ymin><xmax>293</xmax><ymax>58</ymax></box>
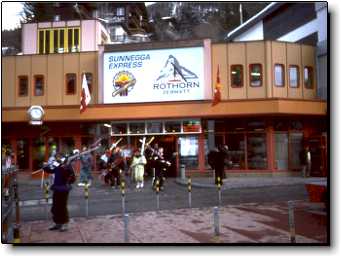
<box><xmin>80</xmin><ymin>74</ymin><xmax>91</xmax><ymax>113</ymax></box>
<box><xmin>212</xmin><ymin>65</ymin><xmax>222</xmax><ymax>106</ymax></box>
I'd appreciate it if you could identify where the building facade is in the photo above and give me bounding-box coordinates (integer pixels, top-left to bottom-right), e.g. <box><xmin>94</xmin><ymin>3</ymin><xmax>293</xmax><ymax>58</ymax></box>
<box><xmin>2</xmin><ymin>9</ymin><xmax>327</xmax><ymax>177</ymax></box>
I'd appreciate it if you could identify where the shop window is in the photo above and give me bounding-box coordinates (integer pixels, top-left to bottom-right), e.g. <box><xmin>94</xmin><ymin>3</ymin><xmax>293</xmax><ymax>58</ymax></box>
<box><xmin>227</xmin><ymin>133</ymin><xmax>246</xmax><ymax>169</ymax></box>
<box><xmin>247</xmin><ymin>133</ymin><xmax>267</xmax><ymax>169</ymax></box>
<box><xmin>247</xmin><ymin>120</ymin><xmax>265</xmax><ymax>131</ymax></box>
<box><xmin>304</xmin><ymin>66</ymin><xmax>314</xmax><ymax>89</ymax></box>
<box><xmin>66</xmin><ymin>73</ymin><xmax>76</xmax><ymax>95</ymax></box>
<box><xmin>183</xmin><ymin>120</ymin><xmax>201</xmax><ymax>133</ymax></box>
<box><xmin>18</xmin><ymin>76</ymin><xmax>28</xmax><ymax>97</ymax></box>
<box><xmin>289</xmin><ymin>132</ymin><xmax>303</xmax><ymax>170</ymax></box>
<box><xmin>179</xmin><ymin>136</ymin><xmax>199</xmax><ymax>169</ymax></box>
<box><xmin>147</xmin><ymin>121</ymin><xmax>162</xmax><ymax>134</ymax></box>
<box><xmin>231</xmin><ymin>65</ymin><xmax>243</xmax><ymax>88</ymax></box>
<box><xmin>165</xmin><ymin>121</ymin><xmax>181</xmax><ymax>133</ymax></box>
<box><xmin>32</xmin><ymin>138</ymin><xmax>46</xmax><ymax>170</ymax></box>
<box><xmin>249</xmin><ymin>64</ymin><xmax>262</xmax><ymax>87</ymax></box>
<box><xmin>129</xmin><ymin>122</ymin><xmax>145</xmax><ymax>134</ymax></box>
<box><xmin>289</xmin><ymin>65</ymin><xmax>300</xmax><ymax>88</ymax></box>
<box><xmin>111</xmin><ymin>123</ymin><xmax>127</xmax><ymax>134</ymax></box>
<box><xmin>34</xmin><ymin>75</ymin><xmax>44</xmax><ymax>96</ymax></box>
<box><xmin>17</xmin><ymin>139</ymin><xmax>29</xmax><ymax>169</ymax></box>
<box><xmin>47</xmin><ymin>137</ymin><xmax>59</xmax><ymax>156</ymax></box>
<box><xmin>274</xmin><ymin>64</ymin><xmax>285</xmax><ymax>87</ymax></box>
<box><xmin>275</xmin><ymin>133</ymin><xmax>288</xmax><ymax>170</ymax></box>
<box><xmin>60</xmin><ymin>137</ymin><xmax>75</xmax><ymax>156</ymax></box>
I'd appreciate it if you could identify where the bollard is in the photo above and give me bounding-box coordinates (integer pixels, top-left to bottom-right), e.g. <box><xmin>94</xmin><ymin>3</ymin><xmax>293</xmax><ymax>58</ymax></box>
<box><xmin>213</xmin><ymin>206</ymin><xmax>220</xmax><ymax>236</ymax></box>
<box><xmin>44</xmin><ymin>182</ymin><xmax>49</xmax><ymax>220</ymax></box>
<box><xmin>288</xmin><ymin>201</ymin><xmax>296</xmax><ymax>243</ymax></box>
<box><xmin>121</xmin><ymin>181</ymin><xmax>126</xmax><ymax>214</ymax></box>
<box><xmin>84</xmin><ymin>182</ymin><xmax>89</xmax><ymax>218</ymax></box>
<box><xmin>217</xmin><ymin>177</ymin><xmax>222</xmax><ymax>206</ymax></box>
<box><xmin>180</xmin><ymin>164</ymin><xmax>186</xmax><ymax>180</ymax></box>
<box><xmin>123</xmin><ymin>213</ymin><xmax>129</xmax><ymax>243</ymax></box>
<box><xmin>156</xmin><ymin>179</ymin><xmax>160</xmax><ymax>210</ymax></box>
<box><xmin>13</xmin><ymin>173</ymin><xmax>20</xmax><ymax>243</ymax></box>
<box><xmin>188</xmin><ymin>177</ymin><xmax>192</xmax><ymax>208</ymax></box>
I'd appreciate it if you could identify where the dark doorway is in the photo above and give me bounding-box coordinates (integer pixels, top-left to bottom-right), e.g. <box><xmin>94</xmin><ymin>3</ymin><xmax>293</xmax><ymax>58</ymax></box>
<box><xmin>17</xmin><ymin>139</ymin><xmax>29</xmax><ymax>170</ymax></box>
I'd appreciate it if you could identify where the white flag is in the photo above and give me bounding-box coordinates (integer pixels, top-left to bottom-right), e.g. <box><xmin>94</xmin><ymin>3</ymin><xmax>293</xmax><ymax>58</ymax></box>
<box><xmin>80</xmin><ymin>74</ymin><xmax>91</xmax><ymax>113</ymax></box>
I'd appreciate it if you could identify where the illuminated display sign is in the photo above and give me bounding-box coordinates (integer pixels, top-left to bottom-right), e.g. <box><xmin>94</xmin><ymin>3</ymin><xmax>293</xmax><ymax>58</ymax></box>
<box><xmin>103</xmin><ymin>47</ymin><xmax>205</xmax><ymax>103</ymax></box>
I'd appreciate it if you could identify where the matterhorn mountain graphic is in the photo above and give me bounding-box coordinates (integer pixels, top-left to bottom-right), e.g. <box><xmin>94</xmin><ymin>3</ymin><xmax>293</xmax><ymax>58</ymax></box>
<box><xmin>156</xmin><ymin>55</ymin><xmax>198</xmax><ymax>82</ymax></box>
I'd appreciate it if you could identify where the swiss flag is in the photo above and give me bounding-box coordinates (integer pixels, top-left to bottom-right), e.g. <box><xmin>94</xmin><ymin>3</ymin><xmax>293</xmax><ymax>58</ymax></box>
<box><xmin>212</xmin><ymin>65</ymin><xmax>222</xmax><ymax>106</ymax></box>
<box><xmin>80</xmin><ymin>74</ymin><xmax>91</xmax><ymax>113</ymax></box>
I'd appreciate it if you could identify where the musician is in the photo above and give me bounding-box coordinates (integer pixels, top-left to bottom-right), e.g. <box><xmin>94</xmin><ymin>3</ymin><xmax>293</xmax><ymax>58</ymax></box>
<box><xmin>130</xmin><ymin>149</ymin><xmax>147</xmax><ymax>189</ymax></box>
<box><xmin>43</xmin><ymin>153</ymin><xmax>76</xmax><ymax>232</ymax></box>
<box><xmin>106</xmin><ymin>146</ymin><xmax>125</xmax><ymax>188</ymax></box>
<box><xmin>153</xmin><ymin>147</ymin><xmax>171</xmax><ymax>191</ymax></box>
<box><xmin>78</xmin><ymin>146</ymin><xmax>93</xmax><ymax>187</ymax></box>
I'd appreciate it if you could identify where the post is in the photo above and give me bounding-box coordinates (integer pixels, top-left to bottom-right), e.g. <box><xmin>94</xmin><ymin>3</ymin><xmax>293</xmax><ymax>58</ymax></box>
<box><xmin>156</xmin><ymin>179</ymin><xmax>160</xmax><ymax>210</ymax></box>
<box><xmin>213</xmin><ymin>206</ymin><xmax>220</xmax><ymax>236</ymax></box>
<box><xmin>44</xmin><ymin>182</ymin><xmax>49</xmax><ymax>220</ymax></box>
<box><xmin>84</xmin><ymin>182</ymin><xmax>89</xmax><ymax>218</ymax></box>
<box><xmin>217</xmin><ymin>177</ymin><xmax>222</xmax><ymax>206</ymax></box>
<box><xmin>123</xmin><ymin>213</ymin><xmax>129</xmax><ymax>243</ymax></box>
<box><xmin>288</xmin><ymin>201</ymin><xmax>296</xmax><ymax>243</ymax></box>
<box><xmin>121</xmin><ymin>181</ymin><xmax>126</xmax><ymax>214</ymax></box>
<box><xmin>188</xmin><ymin>177</ymin><xmax>192</xmax><ymax>208</ymax></box>
<box><xmin>180</xmin><ymin>164</ymin><xmax>186</xmax><ymax>180</ymax></box>
<box><xmin>13</xmin><ymin>171</ymin><xmax>20</xmax><ymax>243</ymax></box>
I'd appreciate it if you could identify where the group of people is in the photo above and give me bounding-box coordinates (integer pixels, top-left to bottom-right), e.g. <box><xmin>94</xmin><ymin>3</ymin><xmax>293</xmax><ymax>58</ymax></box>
<box><xmin>99</xmin><ymin>143</ymin><xmax>171</xmax><ymax>191</ymax></box>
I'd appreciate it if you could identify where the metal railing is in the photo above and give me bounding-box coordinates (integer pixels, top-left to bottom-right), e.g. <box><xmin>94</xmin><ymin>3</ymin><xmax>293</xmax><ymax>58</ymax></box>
<box><xmin>2</xmin><ymin>166</ymin><xmax>20</xmax><ymax>243</ymax></box>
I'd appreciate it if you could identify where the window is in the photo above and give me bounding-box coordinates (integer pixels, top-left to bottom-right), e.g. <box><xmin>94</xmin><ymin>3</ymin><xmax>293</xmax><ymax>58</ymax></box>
<box><xmin>289</xmin><ymin>65</ymin><xmax>300</xmax><ymax>88</ymax></box>
<box><xmin>39</xmin><ymin>30</ymin><xmax>44</xmax><ymax>54</ymax></box>
<box><xmin>247</xmin><ymin>133</ymin><xmax>267</xmax><ymax>169</ymax></box>
<box><xmin>38</xmin><ymin>27</ymin><xmax>79</xmax><ymax>54</ymax></box>
<box><xmin>274</xmin><ymin>64</ymin><xmax>285</xmax><ymax>87</ymax></box>
<box><xmin>34</xmin><ymin>75</ymin><xmax>44</xmax><ymax>96</ymax></box>
<box><xmin>82</xmin><ymin>73</ymin><xmax>93</xmax><ymax>94</ymax></box>
<box><xmin>147</xmin><ymin>121</ymin><xmax>162</xmax><ymax>134</ymax></box>
<box><xmin>183</xmin><ymin>120</ymin><xmax>201</xmax><ymax>133</ymax></box>
<box><xmin>129</xmin><ymin>122</ymin><xmax>145</xmax><ymax>134</ymax></box>
<box><xmin>231</xmin><ymin>65</ymin><xmax>243</xmax><ymax>88</ymax></box>
<box><xmin>304</xmin><ymin>66</ymin><xmax>314</xmax><ymax>89</ymax></box>
<box><xmin>179</xmin><ymin>136</ymin><xmax>199</xmax><ymax>168</ymax></box>
<box><xmin>165</xmin><ymin>121</ymin><xmax>181</xmax><ymax>133</ymax></box>
<box><xmin>249</xmin><ymin>64</ymin><xmax>262</xmax><ymax>87</ymax></box>
<box><xmin>116</xmin><ymin>7</ymin><xmax>125</xmax><ymax>16</ymax></box>
<box><xmin>66</xmin><ymin>73</ymin><xmax>76</xmax><ymax>94</ymax></box>
<box><xmin>18</xmin><ymin>76</ymin><xmax>28</xmax><ymax>97</ymax></box>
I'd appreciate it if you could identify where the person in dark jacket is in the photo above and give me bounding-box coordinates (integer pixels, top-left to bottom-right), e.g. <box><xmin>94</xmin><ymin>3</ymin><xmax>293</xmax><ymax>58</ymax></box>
<box><xmin>78</xmin><ymin>146</ymin><xmax>93</xmax><ymax>186</ymax></box>
<box><xmin>43</xmin><ymin>153</ymin><xmax>76</xmax><ymax>232</ymax></box>
<box><xmin>208</xmin><ymin>145</ymin><xmax>228</xmax><ymax>185</ymax></box>
<box><xmin>152</xmin><ymin>147</ymin><xmax>171</xmax><ymax>191</ymax></box>
<box><xmin>106</xmin><ymin>147</ymin><xmax>125</xmax><ymax>188</ymax></box>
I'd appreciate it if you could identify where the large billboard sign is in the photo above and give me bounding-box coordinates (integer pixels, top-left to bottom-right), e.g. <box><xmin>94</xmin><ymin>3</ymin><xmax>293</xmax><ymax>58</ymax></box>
<box><xmin>103</xmin><ymin>47</ymin><xmax>205</xmax><ymax>104</ymax></box>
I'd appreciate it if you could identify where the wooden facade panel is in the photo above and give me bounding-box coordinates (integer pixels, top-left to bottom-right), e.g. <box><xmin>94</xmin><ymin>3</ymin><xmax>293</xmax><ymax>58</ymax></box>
<box><xmin>47</xmin><ymin>55</ymin><xmax>63</xmax><ymax>105</ymax></box>
<box><xmin>63</xmin><ymin>53</ymin><xmax>80</xmax><ymax>105</ymax></box>
<box><xmin>31</xmin><ymin>55</ymin><xmax>47</xmax><ymax>106</ymax></box>
<box><xmin>301</xmin><ymin>45</ymin><xmax>316</xmax><ymax>99</ymax></box>
<box><xmin>15</xmin><ymin>56</ymin><xmax>31</xmax><ymax>107</ymax></box>
<box><xmin>211</xmin><ymin>44</ymin><xmax>228</xmax><ymax>100</ymax></box>
<box><xmin>79</xmin><ymin>52</ymin><xmax>97</xmax><ymax>104</ymax></box>
<box><xmin>2</xmin><ymin>57</ymin><xmax>16</xmax><ymax>107</ymax></box>
<box><xmin>265</xmin><ymin>41</ymin><xmax>273</xmax><ymax>98</ymax></box>
<box><xmin>271</xmin><ymin>41</ymin><xmax>288</xmax><ymax>98</ymax></box>
<box><xmin>246</xmin><ymin>41</ymin><xmax>266</xmax><ymax>99</ymax></box>
<box><xmin>228</xmin><ymin>43</ymin><xmax>247</xmax><ymax>99</ymax></box>
<box><xmin>287</xmin><ymin>43</ymin><xmax>303</xmax><ymax>98</ymax></box>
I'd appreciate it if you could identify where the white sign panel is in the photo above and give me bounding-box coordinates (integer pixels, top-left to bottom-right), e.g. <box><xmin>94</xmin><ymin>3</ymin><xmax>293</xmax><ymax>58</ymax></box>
<box><xmin>103</xmin><ymin>47</ymin><xmax>205</xmax><ymax>103</ymax></box>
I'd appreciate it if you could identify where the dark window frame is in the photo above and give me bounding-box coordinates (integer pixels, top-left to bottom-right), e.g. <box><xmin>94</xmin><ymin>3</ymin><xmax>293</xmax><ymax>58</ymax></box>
<box><xmin>274</xmin><ymin>63</ymin><xmax>285</xmax><ymax>87</ymax></box>
<box><xmin>65</xmin><ymin>73</ymin><xmax>77</xmax><ymax>95</ymax></box>
<box><xmin>304</xmin><ymin>66</ymin><xmax>314</xmax><ymax>89</ymax></box>
<box><xmin>18</xmin><ymin>75</ymin><xmax>29</xmax><ymax>97</ymax></box>
<box><xmin>289</xmin><ymin>65</ymin><xmax>300</xmax><ymax>88</ymax></box>
<box><xmin>249</xmin><ymin>63</ymin><xmax>263</xmax><ymax>87</ymax></box>
<box><xmin>33</xmin><ymin>75</ymin><xmax>44</xmax><ymax>96</ymax></box>
<box><xmin>230</xmin><ymin>64</ymin><xmax>244</xmax><ymax>88</ymax></box>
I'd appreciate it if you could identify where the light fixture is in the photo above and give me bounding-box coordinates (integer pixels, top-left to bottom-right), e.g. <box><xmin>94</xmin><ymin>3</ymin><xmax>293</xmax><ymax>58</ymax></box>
<box><xmin>104</xmin><ymin>123</ymin><xmax>112</xmax><ymax>128</ymax></box>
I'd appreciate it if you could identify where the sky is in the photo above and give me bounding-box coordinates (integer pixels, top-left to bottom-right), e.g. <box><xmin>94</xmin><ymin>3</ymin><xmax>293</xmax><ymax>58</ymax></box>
<box><xmin>2</xmin><ymin>2</ymin><xmax>24</xmax><ymax>30</ymax></box>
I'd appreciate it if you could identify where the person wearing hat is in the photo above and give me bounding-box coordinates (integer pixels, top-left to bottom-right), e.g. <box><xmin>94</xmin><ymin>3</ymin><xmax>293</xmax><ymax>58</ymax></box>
<box><xmin>130</xmin><ymin>148</ymin><xmax>147</xmax><ymax>189</ymax></box>
<box><xmin>43</xmin><ymin>153</ymin><xmax>76</xmax><ymax>232</ymax></box>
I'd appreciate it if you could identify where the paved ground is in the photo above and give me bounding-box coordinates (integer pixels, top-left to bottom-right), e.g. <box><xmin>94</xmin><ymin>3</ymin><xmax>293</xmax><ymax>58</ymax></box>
<box><xmin>10</xmin><ymin>173</ymin><xmax>328</xmax><ymax>244</ymax></box>
<box><xmin>19</xmin><ymin>201</ymin><xmax>327</xmax><ymax>244</ymax></box>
